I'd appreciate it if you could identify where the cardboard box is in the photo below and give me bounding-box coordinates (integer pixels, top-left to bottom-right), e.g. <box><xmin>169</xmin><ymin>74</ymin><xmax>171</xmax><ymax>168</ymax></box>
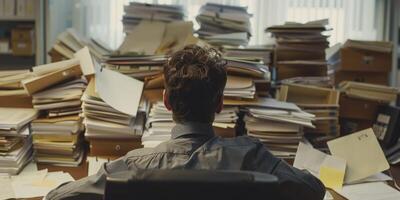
<box><xmin>11</xmin><ymin>40</ymin><xmax>34</xmax><ymax>55</ymax></box>
<box><xmin>11</xmin><ymin>27</ymin><xmax>34</xmax><ymax>41</ymax></box>
<box><xmin>276</xmin><ymin>63</ymin><xmax>327</xmax><ymax>80</ymax></box>
<box><xmin>334</xmin><ymin>70</ymin><xmax>389</xmax><ymax>86</ymax></box>
<box><xmin>340</xmin><ymin>47</ymin><xmax>392</xmax><ymax>72</ymax></box>
<box><xmin>11</xmin><ymin>27</ymin><xmax>35</xmax><ymax>56</ymax></box>
<box><xmin>278</xmin><ymin>84</ymin><xmax>339</xmax><ymax>106</ymax></box>
<box><xmin>339</xmin><ymin>94</ymin><xmax>383</xmax><ymax>120</ymax></box>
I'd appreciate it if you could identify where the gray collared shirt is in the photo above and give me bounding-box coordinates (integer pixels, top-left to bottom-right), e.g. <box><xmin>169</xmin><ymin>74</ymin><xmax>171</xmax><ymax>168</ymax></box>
<box><xmin>46</xmin><ymin>122</ymin><xmax>325</xmax><ymax>200</ymax></box>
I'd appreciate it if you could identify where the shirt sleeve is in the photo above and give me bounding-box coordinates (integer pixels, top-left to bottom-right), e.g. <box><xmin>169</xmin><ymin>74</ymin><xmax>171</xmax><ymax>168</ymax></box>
<box><xmin>45</xmin><ymin>157</ymin><xmax>129</xmax><ymax>200</ymax></box>
<box><xmin>250</xmin><ymin>141</ymin><xmax>326</xmax><ymax>200</ymax></box>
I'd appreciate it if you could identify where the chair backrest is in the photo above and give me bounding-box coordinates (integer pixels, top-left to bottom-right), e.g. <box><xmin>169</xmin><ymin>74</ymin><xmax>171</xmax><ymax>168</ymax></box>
<box><xmin>104</xmin><ymin>169</ymin><xmax>280</xmax><ymax>200</ymax></box>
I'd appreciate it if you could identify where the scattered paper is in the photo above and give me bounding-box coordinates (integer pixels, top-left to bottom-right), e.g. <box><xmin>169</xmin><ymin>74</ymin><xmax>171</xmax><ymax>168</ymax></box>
<box><xmin>0</xmin><ymin>176</ymin><xmax>15</xmax><ymax>200</ymax></box>
<box><xmin>334</xmin><ymin>182</ymin><xmax>400</xmax><ymax>200</ymax></box>
<box><xmin>95</xmin><ymin>63</ymin><xmax>144</xmax><ymax>116</ymax></box>
<box><xmin>87</xmin><ymin>156</ymin><xmax>109</xmax><ymax>176</ymax></box>
<box><xmin>350</xmin><ymin>172</ymin><xmax>392</xmax><ymax>185</ymax></box>
<box><xmin>74</xmin><ymin>46</ymin><xmax>95</xmax><ymax>77</ymax></box>
<box><xmin>10</xmin><ymin>170</ymin><xmax>74</xmax><ymax>199</ymax></box>
<box><xmin>319</xmin><ymin>155</ymin><xmax>346</xmax><ymax>190</ymax></box>
<box><xmin>327</xmin><ymin>128</ymin><xmax>389</xmax><ymax>183</ymax></box>
<box><xmin>323</xmin><ymin>191</ymin><xmax>333</xmax><ymax>200</ymax></box>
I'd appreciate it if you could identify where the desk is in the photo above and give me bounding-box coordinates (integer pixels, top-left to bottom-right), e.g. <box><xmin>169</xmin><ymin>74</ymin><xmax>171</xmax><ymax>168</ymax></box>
<box><xmin>30</xmin><ymin>162</ymin><xmax>400</xmax><ymax>200</ymax></box>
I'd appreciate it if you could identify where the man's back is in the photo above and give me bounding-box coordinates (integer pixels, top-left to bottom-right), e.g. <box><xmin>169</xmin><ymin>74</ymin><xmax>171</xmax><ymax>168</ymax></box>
<box><xmin>46</xmin><ymin>123</ymin><xmax>325</xmax><ymax>200</ymax></box>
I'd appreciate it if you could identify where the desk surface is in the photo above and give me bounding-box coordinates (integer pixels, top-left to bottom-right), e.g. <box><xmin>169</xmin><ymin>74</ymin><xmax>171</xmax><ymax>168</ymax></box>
<box><xmin>33</xmin><ymin>162</ymin><xmax>400</xmax><ymax>200</ymax></box>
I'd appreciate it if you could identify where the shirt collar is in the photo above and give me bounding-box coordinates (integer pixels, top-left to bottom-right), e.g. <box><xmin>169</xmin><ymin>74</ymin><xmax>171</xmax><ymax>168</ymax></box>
<box><xmin>171</xmin><ymin>122</ymin><xmax>215</xmax><ymax>139</ymax></box>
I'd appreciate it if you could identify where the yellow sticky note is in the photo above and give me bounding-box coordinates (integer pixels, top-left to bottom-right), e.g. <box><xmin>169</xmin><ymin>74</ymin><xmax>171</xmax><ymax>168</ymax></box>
<box><xmin>319</xmin><ymin>166</ymin><xmax>345</xmax><ymax>190</ymax></box>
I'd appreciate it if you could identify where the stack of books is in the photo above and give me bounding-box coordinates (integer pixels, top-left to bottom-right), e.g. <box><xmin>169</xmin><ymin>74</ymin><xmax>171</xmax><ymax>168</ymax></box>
<box><xmin>142</xmin><ymin>101</ymin><xmax>238</xmax><ymax>148</ymax></box>
<box><xmin>243</xmin><ymin>98</ymin><xmax>314</xmax><ymax>158</ymax></box>
<box><xmin>0</xmin><ymin>108</ymin><xmax>38</xmax><ymax>174</ymax></box>
<box><xmin>81</xmin><ymin>66</ymin><xmax>145</xmax><ymax>157</ymax></box>
<box><xmin>20</xmin><ymin>61</ymin><xmax>88</xmax><ymax>167</ymax></box>
<box><xmin>104</xmin><ymin>55</ymin><xmax>168</xmax><ymax>81</ymax></box>
<box><xmin>278</xmin><ymin>83</ymin><xmax>340</xmax><ymax>150</ymax></box>
<box><xmin>196</xmin><ymin>3</ymin><xmax>252</xmax><ymax>47</ymax></box>
<box><xmin>266</xmin><ymin>19</ymin><xmax>331</xmax><ymax>81</ymax></box>
<box><xmin>122</xmin><ymin>2</ymin><xmax>184</xmax><ymax>34</ymax></box>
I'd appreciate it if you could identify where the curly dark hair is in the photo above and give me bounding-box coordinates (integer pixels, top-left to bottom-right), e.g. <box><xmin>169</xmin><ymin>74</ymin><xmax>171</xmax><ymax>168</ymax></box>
<box><xmin>163</xmin><ymin>45</ymin><xmax>227</xmax><ymax>123</ymax></box>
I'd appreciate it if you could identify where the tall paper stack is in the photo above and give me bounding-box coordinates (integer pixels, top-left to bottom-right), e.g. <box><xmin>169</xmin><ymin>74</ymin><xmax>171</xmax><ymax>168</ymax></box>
<box><xmin>196</xmin><ymin>3</ymin><xmax>252</xmax><ymax>47</ymax></box>
<box><xmin>122</xmin><ymin>2</ymin><xmax>184</xmax><ymax>34</ymax></box>
<box><xmin>242</xmin><ymin>98</ymin><xmax>315</xmax><ymax>158</ymax></box>
<box><xmin>142</xmin><ymin>101</ymin><xmax>238</xmax><ymax>148</ymax></box>
<box><xmin>0</xmin><ymin>108</ymin><xmax>38</xmax><ymax>174</ymax></box>
<box><xmin>82</xmin><ymin>65</ymin><xmax>145</xmax><ymax>157</ymax></box>
<box><xmin>278</xmin><ymin>83</ymin><xmax>340</xmax><ymax>151</ymax></box>
<box><xmin>21</xmin><ymin>59</ymin><xmax>87</xmax><ymax>166</ymax></box>
<box><xmin>265</xmin><ymin>19</ymin><xmax>332</xmax><ymax>81</ymax></box>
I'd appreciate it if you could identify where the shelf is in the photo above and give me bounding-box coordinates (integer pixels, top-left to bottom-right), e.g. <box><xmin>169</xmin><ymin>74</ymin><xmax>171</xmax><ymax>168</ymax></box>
<box><xmin>0</xmin><ymin>54</ymin><xmax>35</xmax><ymax>69</ymax></box>
<box><xmin>0</xmin><ymin>16</ymin><xmax>35</xmax><ymax>22</ymax></box>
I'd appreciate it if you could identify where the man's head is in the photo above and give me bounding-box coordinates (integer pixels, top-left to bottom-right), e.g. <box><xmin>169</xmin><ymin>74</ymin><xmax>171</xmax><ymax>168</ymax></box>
<box><xmin>163</xmin><ymin>45</ymin><xmax>227</xmax><ymax>123</ymax></box>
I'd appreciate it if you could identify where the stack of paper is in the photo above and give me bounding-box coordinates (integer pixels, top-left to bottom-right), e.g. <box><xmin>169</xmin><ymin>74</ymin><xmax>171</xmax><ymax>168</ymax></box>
<box><xmin>31</xmin><ymin>116</ymin><xmax>85</xmax><ymax>167</ymax></box>
<box><xmin>122</xmin><ymin>2</ymin><xmax>184</xmax><ymax>33</ymax></box>
<box><xmin>142</xmin><ymin>101</ymin><xmax>239</xmax><ymax>148</ymax></box>
<box><xmin>49</xmin><ymin>28</ymin><xmax>112</xmax><ymax>61</ymax></box>
<box><xmin>278</xmin><ymin>83</ymin><xmax>340</xmax><ymax>150</ymax></box>
<box><xmin>0</xmin><ymin>108</ymin><xmax>38</xmax><ymax>174</ymax></box>
<box><xmin>223</xmin><ymin>45</ymin><xmax>273</xmax><ymax>65</ymax></box>
<box><xmin>196</xmin><ymin>3</ymin><xmax>252</xmax><ymax>46</ymax></box>
<box><xmin>20</xmin><ymin>60</ymin><xmax>88</xmax><ymax>166</ymax></box>
<box><xmin>104</xmin><ymin>55</ymin><xmax>167</xmax><ymax>80</ymax></box>
<box><xmin>243</xmin><ymin>98</ymin><xmax>315</xmax><ymax>158</ymax></box>
<box><xmin>82</xmin><ymin>65</ymin><xmax>145</xmax><ymax>156</ymax></box>
<box><xmin>266</xmin><ymin>19</ymin><xmax>332</xmax><ymax>80</ymax></box>
<box><xmin>224</xmin><ymin>76</ymin><xmax>256</xmax><ymax>99</ymax></box>
<box><xmin>339</xmin><ymin>81</ymin><xmax>398</xmax><ymax>103</ymax></box>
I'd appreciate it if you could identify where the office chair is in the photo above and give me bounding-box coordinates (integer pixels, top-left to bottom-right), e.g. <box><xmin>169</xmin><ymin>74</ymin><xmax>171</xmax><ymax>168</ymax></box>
<box><xmin>104</xmin><ymin>169</ymin><xmax>280</xmax><ymax>200</ymax></box>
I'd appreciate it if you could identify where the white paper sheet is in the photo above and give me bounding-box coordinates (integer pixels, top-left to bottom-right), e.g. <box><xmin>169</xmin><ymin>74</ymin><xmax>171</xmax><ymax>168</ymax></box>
<box><xmin>335</xmin><ymin>182</ymin><xmax>400</xmax><ymax>200</ymax></box>
<box><xmin>74</xmin><ymin>46</ymin><xmax>95</xmax><ymax>76</ymax></box>
<box><xmin>95</xmin><ymin>63</ymin><xmax>144</xmax><ymax>116</ymax></box>
<box><xmin>87</xmin><ymin>156</ymin><xmax>109</xmax><ymax>176</ymax></box>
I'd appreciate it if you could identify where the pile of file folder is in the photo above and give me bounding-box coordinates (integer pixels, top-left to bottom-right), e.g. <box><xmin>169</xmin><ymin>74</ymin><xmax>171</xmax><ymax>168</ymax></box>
<box><xmin>142</xmin><ymin>101</ymin><xmax>238</xmax><ymax>148</ymax></box>
<box><xmin>81</xmin><ymin>65</ymin><xmax>145</xmax><ymax>157</ymax></box>
<box><xmin>104</xmin><ymin>55</ymin><xmax>167</xmax><ymax>81</ymax></box>
<box><xmin>243</xmin><ymin>98</ymin><xmax>315</xmax><ymax>158</ymax></box>
<box><xmin>21</xmin><ymin>61</ymin><xmax>88</xmax><ymax>166</ymax></box>
<box><xmin>122</xmin><ymin>2</ymin><xmax>184</xmax><ymax>34</ymax></box>
<box><xmin>266</xmin><ymin>19</ymin><xmax>332</xmax><ymax>81</ymax></box>
<box><xmin>196</xmin><ymin>3</ymin><xmax>252</xmax><ymax>46</ymax></box>
<box><xmin>278</xmin><ymin>83</ymin><xmax>340</xmax><ymax>150</ymax></box>
<box><xmin>0</xmin><ymin>69</ymin><xmax>34</xmax><ymax>108</ymax></box>
<box><xmin>0</xmin><ymin>108</ymin><xmax>38</xmax><ymax>174</ymax></box>
<box><xmin>223</xmin><ymin>45</ymin><xmax>273</xmax><ymax>66</ymax></box>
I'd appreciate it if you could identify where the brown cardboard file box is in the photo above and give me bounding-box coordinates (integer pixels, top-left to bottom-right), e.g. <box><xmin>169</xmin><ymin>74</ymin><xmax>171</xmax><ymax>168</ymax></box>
<box><xmin>334</xmin><ymin>70</ymin><xmax>389</xmax><ymax>85</ymax></box>
<box><xmin>278</xmin><ymin>84</ymin><xmax>339</xmax><ymax>107</ymax></box>
<box><xmin>11</xmin><ymin>28</ymin><xmax>35</xmax><ymax>56</ymax></box>
<box><xmin>276</xmin><ymin>63</ymin><xmax>327</xmax><ymax>80</ymax></box>
<box><xmin>339</xmin><ymin>94</ymin><xmax>383</xmax><ymax>120</ymax></box>
<box><xmin>340</xmin><ymin>47</ymin><xmax>391</xmax><ymax>72</ymax></box>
